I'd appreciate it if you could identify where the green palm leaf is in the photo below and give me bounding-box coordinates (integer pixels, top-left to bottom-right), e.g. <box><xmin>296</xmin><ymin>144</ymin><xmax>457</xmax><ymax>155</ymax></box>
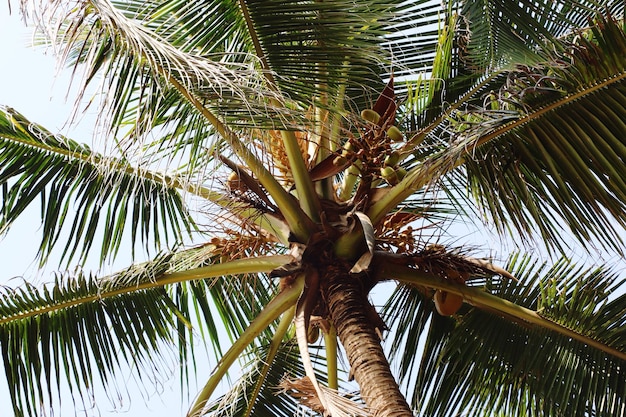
<box><xmin>240</xmin><ymin>0</ymin><xmax>395</xmax><ymax>104</ymax></box>
<box><xmin>455</xmin><ymin>15</ymin><xmax>626</xmax><ymax>253</ymax></box>
<box><xmin>379</xmin><ymin>14</ymin><xmax>626</xmax><ymax>253</ymax></box>
<box><xmin>46</xmin><ymin>0</ymin><xmax>285</xmax><ymax>150</ymax></box>
<box><xmin>458</xmin><ymin>0</ymin><xmax>625</xmax><ymax>70</ymax></box>
<box><xmin>0</xmin><ymin>106</ymin><xmax>196</xmax><ymax>264</ymax></box>
<box><xmin>0</xmin><ymin>244</ymin><xmax>291</xmax><ymax>417</ymax></box>
<box><xmin>383</xmin><ymin>254</ymin><xmax>626</xmax><ymax>417</ymax></box>
<box><xmin>389</xmin><ymin>1</ymin><xmax>623</xmax><ymax>129</ymax></box>
<box><xmin>0</xmin><ymin>254</ymin><xmax>176</xmax><ymax>417</ymax></box>
<box><xmin>125</xmin><ymin>0</ymin><xmax>251</xmax><ymax>57</ymax></box>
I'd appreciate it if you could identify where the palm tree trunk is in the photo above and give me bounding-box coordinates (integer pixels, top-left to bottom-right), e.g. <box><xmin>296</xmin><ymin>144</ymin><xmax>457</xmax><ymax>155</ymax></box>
<box><xmin>326</xmin><ymin>274</ymin><xmax>414</xmax><ymax>417</ymax></box>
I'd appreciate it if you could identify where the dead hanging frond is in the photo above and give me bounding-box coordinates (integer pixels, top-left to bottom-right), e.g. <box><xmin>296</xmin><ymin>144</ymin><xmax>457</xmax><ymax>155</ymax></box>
<box><xmin>349</xmin><ymin>212</ymin><xmax>376</xmax><ymax>274</ymax></box>
<box><xmin>219</xmin><ymin>154</ymin><xmax>278</xmax><ymax>212</ymax></box>
<box><xmin>213</xmin><ymin>153</ymin><xmax>292</xmax><ymax>243</ymax></box>
<box><xmin>278</xmin><ymin>376</ymin><xmax>370</xmax><ymax>417</ymax></box>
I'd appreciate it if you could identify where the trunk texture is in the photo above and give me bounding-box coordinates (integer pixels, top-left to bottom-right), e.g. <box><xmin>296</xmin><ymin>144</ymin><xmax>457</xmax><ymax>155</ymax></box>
<box><xmin>326</xmin><ymin>274</ymin><xmax>413</xmax><ymax>417</ymax></box>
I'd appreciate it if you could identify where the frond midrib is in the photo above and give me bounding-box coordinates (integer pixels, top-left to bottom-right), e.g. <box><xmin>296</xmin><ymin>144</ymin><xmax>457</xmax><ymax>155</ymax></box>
<box><xmin>0</xmin><ymin>121</ymin><xmax>219</xmax><ymax>202</ymax></box>
<box><xmin>378</xmin><ymin>259</ymin><xmax>626</xmax><ymax>362</ymax></box>
<box><xmin>0</xmin><ymin>255</ymin><xmax>291</xmax><ymax>326</ymax></box>
<box><xmin>474</xmin><ymin>71</ymin><xmax>626</xmax><ymax>148</ymax></box>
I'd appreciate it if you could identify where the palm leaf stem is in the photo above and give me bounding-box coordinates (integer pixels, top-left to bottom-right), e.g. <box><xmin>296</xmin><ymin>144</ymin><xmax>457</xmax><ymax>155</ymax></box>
<box><xmin>187</xmin><ymin>275</ymin><xmax>304</xmax><ymax>417</ymax></box>
<box><xmin>339</xmin><ymin>163</ymin><xmax>361</xmax><ymax>201</ymax></box>
<box><xmin>243</xmin><ymin>305</ymin><xmax>296</xmax><ymax>417</ymax></box>
<box><xmin>0</xmin><ymin>255</ymin><xmax>292</xmax><ymax>326</ymax></box>
<box><xmin>3</xmin><ymin>107</ymin><xmax>221</xmax><ymax>203</ymax></box>
<box><xmin>376</xmin><ymin>259</ymin><xmax>626</xmax><ymax>362</ymax></box>
<box><xmin>319</xmin><ymin>69</ymin><xmax>349</xmax><ymax>200</ymax></box>
<box><xmin>314</xmin><ymin>99</ymin><xmax>333</xmax><ymax>200</ymax></box>
<box><xmin>280</xmin><ymin>128</ymin><xmax>322</xmax><ymax>222</ymax></box>
<box><xmin>165</xmin><ymin>74</ymin><xmax>316</xmax><ymax>242</ymax></box>
<box><xmin>324</xmin><ymin>324</ymin><xmax>339</xmax><ymax>390</ymax></box>
<box><xmin>237</xmin><ymin>0</ymin><xmax>322</xmax><ymax>222</ymax></box>
<box><xmin>236</xmin><ymin>0</ymin><xmax>276</xmax><ymax>87</ymax></box>
<box><xmin>367</xmin><ymin>155</ymin><xmax>447</xmax><ymax>225</ymax></box>
<box><xmin>311</xmin><ymin>37</ymin><xmax>336</xmax><ymax>201</ymax></box>
<box><xmin>4</xmin><ymin>118</ymin><xmax>287</xmax><ymax>242</ymax></box>
<box><xmin>327</xmin><ymin>64</ymin><xmax>354</xmax><ymax>202</ymax></box>
<box><xmin>328</xmin><ymin>80</ymin><xmax>347</xmax><ymax>154</ymax></box>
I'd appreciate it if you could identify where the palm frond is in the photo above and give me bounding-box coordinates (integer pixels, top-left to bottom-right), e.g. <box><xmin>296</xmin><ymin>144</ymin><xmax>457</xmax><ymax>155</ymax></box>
<box><xmin>0</xmin><ymin>243</ymin><xmax>292</xmax><ymax>417</ymax></box>
<box><xmin>107</xmin><ymin>0</ymin><xmax>255</xmax><ymax>166</ymax></box>
<box><xmin>458</xmin><ymin>0</ymin><xmax>625</xmax><ymax>71</ymax></box>
<box><xmin>455</xmin><ymin>14</ymin><xmax>626</xmax><ymax>254</ymax></box>
<box><xmin>388</xmin><ymin>1</ymin><xmax>624</xmax><ymax>129</ymax></box>
<box><xmin>240</xmin><ymin>0</ymin><xmax>394</xmax><ymax>106</ymax></box>
<box><xmin>378</xmin><ymin>14</ymin><xmax>626</xmax><ymax>253</ymax></box>
<box><xmin>0</xmin><ymin>106</ymin><xmax>196</xmax><ymax>265</ymax></box>
<box><xmin>34</xmin><ymin>0</ymin><xmax>321</xmax><ymax>241</ymax></box>
<box><xmin>35</xmin><ymin>0</ymin><xmax>288</xmax><ymax>154</ymax></box>
<box><xmin>383</xmin><ymin>254</ymin><xmax>626</xmax><ymax>417</ymax></box>
<box><xmin>116</xmin><ymin>0</ymin><xmax>251</xmax><ymax>58</ymax></box>
<box><xmin>385</xmin><ymin>1</ymin><xmax>444</xmax><ymax>79</ymax></box>
<box><xmin>388</xmin><ymin>0</ymin><xmax>623</xmax><ymax>81</ymax></box>
<box><xmin>0</xmin><ymin>253</ymin><xmax>177</xmax><ymax>417</ymax></box>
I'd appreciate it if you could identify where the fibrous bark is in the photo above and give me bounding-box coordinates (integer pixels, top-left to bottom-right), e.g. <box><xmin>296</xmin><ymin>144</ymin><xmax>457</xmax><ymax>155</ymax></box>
<box><xmin>326</xmin><ymin>274</ymin><xmax>414</xmax><ymax>417</ymax></box>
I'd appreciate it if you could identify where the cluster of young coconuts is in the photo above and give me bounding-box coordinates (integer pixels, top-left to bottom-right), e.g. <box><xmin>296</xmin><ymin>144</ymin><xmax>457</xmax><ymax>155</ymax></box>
<box><xmin>360</xmin><ymin>109</ymin><xmax>468</xmax><ymax>317</ymax></box>
<box><xmin>329</xmin><ymin>107</ymin><xmax>408</xmax><ymax>190</ymax></box>
<box><xmin>360</xmin><ymin>109</ymin><xmax>476</xmax><ymax>317</ymax></box>
<box><xmin>364</xmin><ymin>108</ymin><xmax>407</xmax><ymax>187</ymax></box>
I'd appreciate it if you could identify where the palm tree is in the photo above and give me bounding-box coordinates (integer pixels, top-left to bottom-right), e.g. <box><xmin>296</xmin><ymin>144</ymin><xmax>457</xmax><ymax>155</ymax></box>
<box><xmin>1</xmin><ymin>0</ymin><xmax>625</xmax><ymax>416</ymax></box>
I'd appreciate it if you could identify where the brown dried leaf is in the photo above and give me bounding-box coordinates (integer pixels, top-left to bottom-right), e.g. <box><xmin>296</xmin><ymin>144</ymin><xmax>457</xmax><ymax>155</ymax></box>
<box><xmin>350</xmin><ymin>212</ymin><xmax>376</xmax><ymax>274</ymax></box>
<box><xmin>278</xmin><ymin>377</ymin><xmax>325</xmax><ymax>414</ymax></box>
<box><xmin>308</xmin><ymin>153</ymin><xmax>352</xmax><ymax>182</ymax></box>
<box><xmin>218</xmin><ymin>154</ymin><xmax>276</xmax><ymax>209</ymax></box>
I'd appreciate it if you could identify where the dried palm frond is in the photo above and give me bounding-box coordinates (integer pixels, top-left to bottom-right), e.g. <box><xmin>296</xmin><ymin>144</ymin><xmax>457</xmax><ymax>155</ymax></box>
<box><xmin>278</xmin><ymin>376</ymin><xmax>370</xmax><ymax>417</ymax></box>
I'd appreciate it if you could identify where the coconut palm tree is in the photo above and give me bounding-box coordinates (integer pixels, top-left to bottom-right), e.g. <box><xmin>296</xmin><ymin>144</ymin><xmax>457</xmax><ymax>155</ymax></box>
<box><xmin>1</xmin><ymin>0</ymin><xmax>625</xmax><ymax>416</ymax></box>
